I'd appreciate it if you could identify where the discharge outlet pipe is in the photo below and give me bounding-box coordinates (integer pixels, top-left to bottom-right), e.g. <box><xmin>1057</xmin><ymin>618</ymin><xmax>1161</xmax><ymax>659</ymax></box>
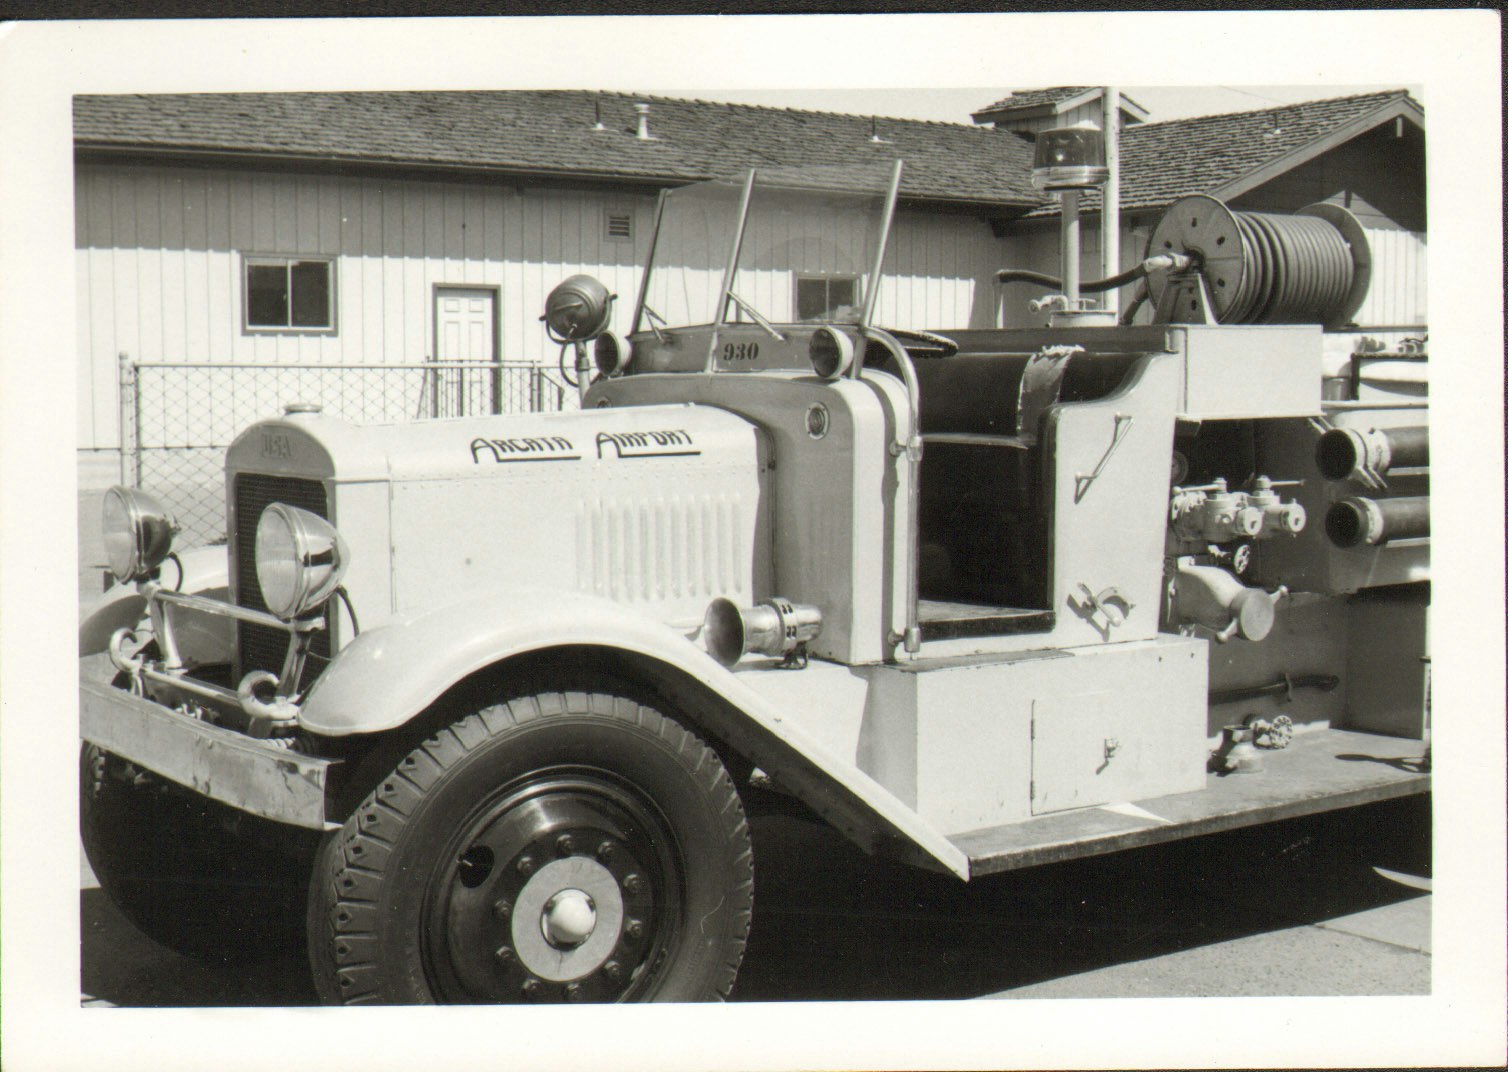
<box><xmin>1315</xmin><ymin>425</ymin><xmax>1428</xmax><ymax>482</ymax></box>
<box><xmin>1173</xmin><ymin>561</ymin><xmax>1287</xmax><ymax>643</ymax></box>
<box><xmin>1325</xmin><ymin>495</ymin><xmax>1429</xmax><ymax>547</ymax></box>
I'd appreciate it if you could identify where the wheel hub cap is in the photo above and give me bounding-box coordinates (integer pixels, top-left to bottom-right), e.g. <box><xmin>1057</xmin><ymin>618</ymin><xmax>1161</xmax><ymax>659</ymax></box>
<box><xmin>542</xmin><ymin>888</ymin><xmax>596</xmax><ymax>948</ymax></box>
<box><xmin>428</xmin><ymin>780</ymin><xmax>674</xmax><ymax>1003</ymax></box>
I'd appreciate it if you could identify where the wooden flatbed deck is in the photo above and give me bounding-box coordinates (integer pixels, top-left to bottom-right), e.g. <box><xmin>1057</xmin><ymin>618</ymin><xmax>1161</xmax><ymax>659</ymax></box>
<box><xmin>955</xmin><ymin>728</ymin><xmax>1430</xmax><ymax>877</ymax></box>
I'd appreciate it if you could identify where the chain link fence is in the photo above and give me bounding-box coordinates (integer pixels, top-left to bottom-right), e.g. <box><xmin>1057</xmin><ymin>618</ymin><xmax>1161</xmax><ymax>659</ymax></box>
<box><xmin>119</xmin><ymin>356</ymin><xmax>572</xmax><ymax>546</ymax></box>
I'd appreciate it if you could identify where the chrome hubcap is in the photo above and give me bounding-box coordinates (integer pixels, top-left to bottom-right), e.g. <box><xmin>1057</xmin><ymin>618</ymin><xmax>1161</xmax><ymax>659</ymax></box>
<box><xmin>511</xmin><ymin>857</ymin><xmax>622</xmax><ymax>981</ymax></box>
<box><xmin>424</xmin><ymin>774</ymin><xmax>676</xmax><ymax>1003</ymax></box>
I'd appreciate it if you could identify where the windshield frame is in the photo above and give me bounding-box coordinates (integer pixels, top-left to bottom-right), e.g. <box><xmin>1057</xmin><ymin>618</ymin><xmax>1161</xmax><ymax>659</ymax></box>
<box><xmin>629</xmin><ymin>161</ymin><xmax>904</xmax><ymax>347</ymax></box>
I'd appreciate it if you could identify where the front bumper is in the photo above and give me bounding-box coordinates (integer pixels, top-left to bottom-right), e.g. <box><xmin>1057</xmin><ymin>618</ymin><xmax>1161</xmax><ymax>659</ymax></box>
<box><xmin>80</xmin><ymin>676</ymin><xmax>337</xmax><ymax>831</ymax></box>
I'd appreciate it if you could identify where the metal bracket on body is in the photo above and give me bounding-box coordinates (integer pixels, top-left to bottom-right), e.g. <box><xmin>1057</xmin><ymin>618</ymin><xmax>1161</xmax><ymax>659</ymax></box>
<box><xmin>1072</xmin><ymin>583</ymin><xmax>1135</xmax><ymax>634</ymax></box>
<box><xmin>1306</xmin><ymin>415</ymin><xmax>1389</xmax><ymax>493</ymax></box>
<box><xmin>1074</xmin><ymin>414</ymin><xmax>1133</xmax><ymax>503</ymax></box>
<box><xmin>1153</xmin><ymin>270</ymin><xmax>1220</xmax><ymax>326</ymax></box>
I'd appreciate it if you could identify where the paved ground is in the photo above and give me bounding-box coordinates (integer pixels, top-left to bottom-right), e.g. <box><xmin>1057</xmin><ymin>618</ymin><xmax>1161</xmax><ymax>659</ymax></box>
<box><xmin>77</xmin><ymin>485</ymin><xmax>1430</xmax><ymax>1006</ymax></box>
<box><xmin>80</xmin><ymin>796</ymin><xmax>1430</xmax><ymax>1006</ymax></box>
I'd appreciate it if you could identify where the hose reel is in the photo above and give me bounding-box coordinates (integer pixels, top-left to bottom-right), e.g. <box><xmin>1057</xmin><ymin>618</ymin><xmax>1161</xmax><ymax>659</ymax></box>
<box><xmin>1144</xmin><ymin>194</ymin><xmax>1371</xmax><ymax>329</ymax></box>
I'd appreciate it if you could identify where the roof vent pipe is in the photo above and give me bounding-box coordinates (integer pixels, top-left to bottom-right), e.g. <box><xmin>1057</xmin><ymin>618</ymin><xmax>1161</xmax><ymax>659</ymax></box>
<box><xmin>591</xmin><ymin>99</ymin><xmax>607</xmax><ymax>132</ymax></box>
<box><xmin>634</xmin><ymin>102</ymin><xmax>654</xmax><ymax>140</ymax></box>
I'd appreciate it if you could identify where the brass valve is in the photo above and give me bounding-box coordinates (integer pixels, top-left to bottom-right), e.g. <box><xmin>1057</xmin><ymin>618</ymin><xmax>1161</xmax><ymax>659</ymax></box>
<box><xmin>1170</xmin><ymin>476</ymin><xmax>1306</xmax><ymax>543</ymax></box>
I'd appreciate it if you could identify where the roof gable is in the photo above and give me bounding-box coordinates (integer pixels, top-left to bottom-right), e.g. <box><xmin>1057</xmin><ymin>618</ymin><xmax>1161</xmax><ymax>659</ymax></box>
<box><xmin>1024</xmin><ymin>89</ymin><xmax>1424</xmax><ymax>219</ymax></box>
<box><xmin>971</xmin><ymin>86</ymin><xmax>1149</xmax><ymax>126</ymax></box>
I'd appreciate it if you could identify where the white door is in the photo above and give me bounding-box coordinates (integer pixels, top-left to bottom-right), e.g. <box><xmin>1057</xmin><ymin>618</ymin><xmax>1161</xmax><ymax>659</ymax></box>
<box><xmin>433</xmin><ymin>287</ymin><xmax>497</xmax><ymax>417</ymax></box>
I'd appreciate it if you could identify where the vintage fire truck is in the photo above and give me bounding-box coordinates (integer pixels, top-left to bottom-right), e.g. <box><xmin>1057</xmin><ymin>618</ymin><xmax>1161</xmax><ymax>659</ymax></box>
<box><xmin>80</xmin><ymin>149</ymin><xmax>1430</xmax><ymax>1004</ymax></box>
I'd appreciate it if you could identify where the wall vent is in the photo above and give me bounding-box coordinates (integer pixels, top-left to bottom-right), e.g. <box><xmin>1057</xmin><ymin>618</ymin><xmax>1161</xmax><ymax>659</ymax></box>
<box><xmin>605</xmin><ymin>212</ymin><xmax>633</xmax><ymax>241</ymax></box>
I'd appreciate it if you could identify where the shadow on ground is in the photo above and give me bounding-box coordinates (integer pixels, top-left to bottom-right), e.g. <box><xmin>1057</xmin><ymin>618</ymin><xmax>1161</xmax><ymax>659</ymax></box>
<box><xmin>733</xmin><ymin>794</ymin><xmax>1429</xmax><ymax>1001</ymax></box>
<box><xmin>81</xmin><ymin>795</ymin><xmax>1428</xmax><ymax>1007</ymax></box>
<box><xmin>81</xmin><ymin>886</ymin><xmax>319</xmax><ymax>1007</ymax></box>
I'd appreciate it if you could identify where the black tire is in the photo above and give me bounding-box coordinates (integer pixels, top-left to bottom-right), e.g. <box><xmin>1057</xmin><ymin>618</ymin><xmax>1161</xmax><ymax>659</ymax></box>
<box><xmin>307</xmin><ymin>692</ymin><xmax>754</xmax><ymax>1004</ymax></box>
<box><xmin>80</xmin><ymin>744</ymin><xmax>319</xmax><ymax>963</ymax></box>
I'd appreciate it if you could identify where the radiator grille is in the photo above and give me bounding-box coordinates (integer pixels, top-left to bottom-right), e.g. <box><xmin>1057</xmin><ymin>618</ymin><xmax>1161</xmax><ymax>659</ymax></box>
<box><xmin>232</xmin><ymin>473</ymin><xmax>331</xmax><ymax>687</ymax></box>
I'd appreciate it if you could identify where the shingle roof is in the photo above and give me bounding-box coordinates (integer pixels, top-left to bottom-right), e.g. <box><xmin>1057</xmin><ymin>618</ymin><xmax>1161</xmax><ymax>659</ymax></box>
<box><xmin>1025</xmin><ymin>89</ymin><xmax>1423</xmax><ymax>219</ymax></box>
<box><xmin>74</xmin><ymin>91</ymin><xmax>1042</xmax><ymax>210</ymax></box>
<box><xmin>74</xmin><ymin>88</ymin><xmax>1422</xmax><ymax>225</ymax></box>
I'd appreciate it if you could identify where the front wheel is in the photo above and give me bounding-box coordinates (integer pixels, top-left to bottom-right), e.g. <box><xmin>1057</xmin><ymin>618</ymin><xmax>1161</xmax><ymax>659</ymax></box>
<box><xmin>307</xmin><ymin>692</ymin><xmax>753</xmax><ymax>1004</ymax></box>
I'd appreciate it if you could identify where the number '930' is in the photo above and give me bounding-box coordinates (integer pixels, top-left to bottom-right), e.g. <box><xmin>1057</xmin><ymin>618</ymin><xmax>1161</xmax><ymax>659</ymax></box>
<box><xmin>721</xmin><ymin>342</ymin><xmax>760</xmax><ymax>362</ymax></box>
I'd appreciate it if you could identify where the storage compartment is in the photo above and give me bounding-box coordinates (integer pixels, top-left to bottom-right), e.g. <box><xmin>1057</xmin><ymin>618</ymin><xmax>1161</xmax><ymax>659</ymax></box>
<box><xmin>1029</xmin><ymin>640</ymin><xmax>1208</xmax><ymax>816</ymax></box>
<box><xmin>858</xmin><ymin>633</ymin><xmax>1207</xmax><ymax>835</ymax></box>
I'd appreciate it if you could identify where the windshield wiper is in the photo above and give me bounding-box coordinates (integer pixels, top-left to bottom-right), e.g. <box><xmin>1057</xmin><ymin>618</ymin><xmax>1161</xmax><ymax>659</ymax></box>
<box><xmin>640</xmin><ymin>303</ymin><xmax>670</xmax><ymax>344</ymax></box>
<box><xmin>724</xmin><ymin>292</ymin><xmax>787</xmax><ymax>342</ymax></box>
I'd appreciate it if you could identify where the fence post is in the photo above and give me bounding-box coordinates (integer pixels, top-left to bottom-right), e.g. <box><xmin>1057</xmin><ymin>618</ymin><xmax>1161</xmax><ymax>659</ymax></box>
<box><xmin>117</xmin><ymin>351</ymin><xmax>135</xmax><ymax>486</ymax></box>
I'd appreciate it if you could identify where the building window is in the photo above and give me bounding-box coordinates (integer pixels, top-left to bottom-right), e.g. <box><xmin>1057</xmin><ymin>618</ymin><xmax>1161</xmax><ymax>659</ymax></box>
<box><xmin>605</xmin><ymin>212</ymin><xmax>633</xmax><ymax>241</ymax></box>
<box><xmin>795</xmin><ymin>275</ymin><xmax>859</xmax><ymax>321</ymax></box>
<box><xmin>244</xmin><ymin>256</ymin><xmax>335</xmax><ymax>332</ymax></box>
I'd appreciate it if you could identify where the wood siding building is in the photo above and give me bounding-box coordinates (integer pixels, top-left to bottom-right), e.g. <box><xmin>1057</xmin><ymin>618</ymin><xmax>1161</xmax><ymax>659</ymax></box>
<box><xmin>75</xmin><ymin>161</ymin><xmax>1007</xmax><ymax>452</ymax></box>
<box><xmin>75</xmin><ymin>89</ymin><xmax>1427</xmax><ymax>474</ymax></box>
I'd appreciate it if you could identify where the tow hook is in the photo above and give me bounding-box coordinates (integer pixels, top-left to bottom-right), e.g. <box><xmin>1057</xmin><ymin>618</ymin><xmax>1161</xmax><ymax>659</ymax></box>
<box><xmin>237</xmin><ymin>671</ymin><xmax>301</xmax><ymax>738</ymax></box>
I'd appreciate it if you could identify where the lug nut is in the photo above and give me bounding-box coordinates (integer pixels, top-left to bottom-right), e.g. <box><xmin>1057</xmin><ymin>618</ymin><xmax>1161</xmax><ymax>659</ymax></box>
<box><xmin>596</xmin><ymin>840</ymin><xmax>615</xmax><ymax>862</ymax></box>
<box><xmin>624</xmin><ymin>918</ymin><xmax>644</xmax><ymax>942</ymax></box>
<box><xmin>602</xmin><ymin>960</ymin><xmax>622</xmax><ymax>981</ymax></box>
<box><xmin>494</xmin><ymin>945</ymin><xmax>514</xmax><ymax>965</ymax></box>
<box><xmin>555</xmin><ymin>834</ymin><xmax>576</xmax><ymax>857</ymax></box>
<box><xmin>516</xmin><ymin>854</ymin><xmax>535</xmax><ymax>876</ymax></box>
<box><xmin>492</xmin><ymin>898</ymin><xmax>512</xmax><ymax>920</ymax></box>
<box><xmin>623</xmin><ymin>873</ymin><xmax>643</xmax><ymax>894</ymax></box>
<box><xmin>564</xmin><ymin>982</ymin><xmax>583</xmax><ymax>1002</ymax></box>
<box><xmin>521</xmin><ymin>978</ymin><xmax>542</xmax><ymax>999</ymax></box>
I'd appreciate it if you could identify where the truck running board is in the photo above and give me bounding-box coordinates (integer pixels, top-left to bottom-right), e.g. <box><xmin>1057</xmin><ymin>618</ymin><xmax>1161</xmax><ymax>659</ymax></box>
<box><xmin>953</xmin><ymin>728</ymin><xmax>1429</xmax><ymax>878</ymax></box>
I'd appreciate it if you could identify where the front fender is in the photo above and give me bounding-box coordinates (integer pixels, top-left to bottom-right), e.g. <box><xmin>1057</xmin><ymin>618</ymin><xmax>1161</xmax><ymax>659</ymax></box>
<box><xmin>302</xmin><ymin>587</ymin><xmax>731</xmax><ymax>737</ymax></box>
<box><xmin>298</xmin><ymin>586</ymin><xmax>968</xmax><ymax>880</ymax></box>
<box><xmin>78</xmin><ymin>545</ymin><xmax>233</xmax><ymax>662</ymax></box>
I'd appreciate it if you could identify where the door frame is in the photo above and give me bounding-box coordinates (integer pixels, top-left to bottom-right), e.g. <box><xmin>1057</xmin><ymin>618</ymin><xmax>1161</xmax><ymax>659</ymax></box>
<box><xmin>431</xmin><ymin>283</ymin><xmax>502</xmax><ymax>415</ymax></box>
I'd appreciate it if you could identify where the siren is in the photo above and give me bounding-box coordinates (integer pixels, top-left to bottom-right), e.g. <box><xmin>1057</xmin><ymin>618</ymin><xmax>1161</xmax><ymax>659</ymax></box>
<box><xmin>703</xmin><ymin>597</ymin><xmax>823</xmax><ymax>668</ymax></box>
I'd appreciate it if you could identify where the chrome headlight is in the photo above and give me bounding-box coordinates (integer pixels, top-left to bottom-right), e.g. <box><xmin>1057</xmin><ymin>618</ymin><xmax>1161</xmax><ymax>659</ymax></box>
<box><xmin>255</xmin><ymin>503</ymin><xmax>349</xmax><ymax>619</ymax></box>
<box><xmin>101</xmin><ymin>486</ymin><xmax>177</xmax><ymax>582</ymax></box>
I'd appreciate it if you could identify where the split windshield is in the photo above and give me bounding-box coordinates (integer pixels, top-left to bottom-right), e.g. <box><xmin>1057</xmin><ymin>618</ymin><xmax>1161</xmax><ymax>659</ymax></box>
<box><xmin>634</xmin><ymin>164</ymin><xmax>897</xmax><ymax>333</ymax></box>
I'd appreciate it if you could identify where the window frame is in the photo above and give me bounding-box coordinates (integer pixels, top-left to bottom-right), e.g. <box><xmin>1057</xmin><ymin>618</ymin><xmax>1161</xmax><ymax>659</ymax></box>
<box><xmin>793</xmin><ymin>273</ymin><xmax>861</xmax><ymax>322</ymax></box>
<box><xmin>241</xmin><ymin>254</ymin><xmax>338</xmax><ymax>336</ymax></box>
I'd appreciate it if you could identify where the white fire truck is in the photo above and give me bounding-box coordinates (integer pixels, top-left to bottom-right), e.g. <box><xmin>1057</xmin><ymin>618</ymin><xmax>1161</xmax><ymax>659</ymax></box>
<box><xmin>80</xmin><ymin>151</ymin><xmax>1429</xmax><ymax>1004</ymax></box>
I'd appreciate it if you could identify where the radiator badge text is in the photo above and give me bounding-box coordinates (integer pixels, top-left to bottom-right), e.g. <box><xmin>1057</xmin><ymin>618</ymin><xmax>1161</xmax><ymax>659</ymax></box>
<box><xmin>595</xmin><ymin>429</ymin><xmax>701</xmax><ymax>460</ymax></box>
<box><xmin>470</xmin><ymin>436</ymin><xmax>580</xmax><ymax>464</ymax></box>
<box><xmin>261</xmin><ymin>432</ymin><xmax>294</xmax><ymax>459</ymax></box>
